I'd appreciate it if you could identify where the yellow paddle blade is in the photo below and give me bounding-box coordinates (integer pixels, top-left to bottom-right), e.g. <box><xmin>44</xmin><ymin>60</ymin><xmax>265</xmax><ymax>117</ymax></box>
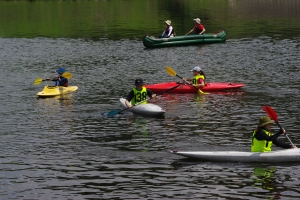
<box><xmin>62</xmin><ymin>71</ymin><xmax>72</xmax><ymax>79</ymax></box>
<box><xmin>166</xmin><ymin>66</ymin><xmax>176</xmax><ymax>77</ymax></box>
<box><xmin>34</xmin><ymin>78</ymin><xmax>43</xmax><ymax>85</ymax></box>
<box><xmin>198</xmin><ymin>89</ymin><xmax>209</xmax><ymax>95</ymax></box>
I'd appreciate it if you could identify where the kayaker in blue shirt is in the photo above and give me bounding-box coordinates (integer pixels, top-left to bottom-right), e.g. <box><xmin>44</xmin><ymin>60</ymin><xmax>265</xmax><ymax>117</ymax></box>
<box><xmin>159</xmin><ymin>20</ymin><xmax>175</xmax><ymax>38</ymax></box>
<box><xmin>182</xmin><ymin>66</ymin><xmax>206</xmax><ymax>89</ymax></box>
<box><xmin>46</xmin><ymin>67</ymin><xmax>68</xmax><ymax>87</ymax></box>
<box><xmin>125</xmin><ymin>78</ymin><xmax>156</xmax><ymax>108</ymax></box>
<box><xmin>251</xmin><ymin>116</ymin><xmax>296</xmax><ymax>152</ymax></box>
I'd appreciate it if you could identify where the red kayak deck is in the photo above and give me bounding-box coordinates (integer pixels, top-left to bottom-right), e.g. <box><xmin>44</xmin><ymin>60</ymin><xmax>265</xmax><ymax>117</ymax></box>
<box><xmin>145</xmin><ymin>82</ymin><xmax>245</xmax><ymax>93</ymax></box>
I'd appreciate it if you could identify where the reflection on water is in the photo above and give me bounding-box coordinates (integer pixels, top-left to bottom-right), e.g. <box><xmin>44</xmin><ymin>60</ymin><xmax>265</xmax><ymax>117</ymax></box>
<box><xmin>125</xmin><ymin>116</ymin><xmax>151</xmax><ymax>152</ymax></box>
<box><xmin>252</xmin><ymin>165</ymin><xmax>277</xmax><ymax>191</ymax></box>
<box><xmin>0</xmin><ymin>0</ymin><xmax>299</xmax><ymax>39</ymax></box>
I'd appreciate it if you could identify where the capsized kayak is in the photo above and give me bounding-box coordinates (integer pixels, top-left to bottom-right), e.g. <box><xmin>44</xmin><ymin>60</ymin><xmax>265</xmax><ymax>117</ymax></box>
<box><xmin>145</xmin><ymin>82</ymin><xmax>245</xmax><ymax>93</ymax></box>
<box><xmin>120</xmin><ymin>98</ymin><xmax>165</xmax><ymax>116</ymax></box>
<box><xmin>37</xmin><ymin>85</ymin><xmax>78</xmax><ymax>97</ymax></box>
<box><xmin>143</xmin><ymin>30</ymin><xmax>227</xmax><ymax>48</ymax></box>
<box><xmin>170</xmin><ymin>148</ymin><xmax>300</xmax><ymax>163</ymax></box>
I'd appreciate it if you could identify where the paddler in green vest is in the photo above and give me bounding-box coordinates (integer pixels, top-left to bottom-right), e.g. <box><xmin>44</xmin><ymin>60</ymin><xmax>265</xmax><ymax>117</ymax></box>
<box><xmin>251</xmin><ymin>116</ymin><xmax>296</xmax><ymax>152</ymax></box>
<box><xmin>182</xmin><ymin>66</ymin><xmax>206</xmax><ymax>89</ymax></box>
<box><xmin>125</xmin><ymin>78</ymin><xmax>156</xmax><ymax>108</ymax></box>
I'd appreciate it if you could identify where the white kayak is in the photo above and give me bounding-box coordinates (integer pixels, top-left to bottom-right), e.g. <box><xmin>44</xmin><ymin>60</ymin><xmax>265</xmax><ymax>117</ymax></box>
<box><xmin>170</xmin><ymin>148</ymin><xmax>300</xmax><ymax>163</ymax></box>
<box><xmin>119</xmin><ymin>98</ymin><xmax>165</xmax><ymax>116</ymax></box>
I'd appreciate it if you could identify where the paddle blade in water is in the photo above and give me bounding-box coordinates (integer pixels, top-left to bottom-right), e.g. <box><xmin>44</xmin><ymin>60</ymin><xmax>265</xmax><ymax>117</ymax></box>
<box><xmin>34</xmin><ymin>78</ymin><xmax>43</xmax><ymax>85</ymax></box>
<box><xmin>198</xmin><ymin>89</ymin><xmax>209</xmax><ymax>95</ymax></box>
<box><xmin>262</xmin><ymin>106</ymin><xmax>278</xmax><ymax>123</ymax></box>
<box><xmin>166</xmin><ymin>66</ymin><xmax>176</xmax><ymax>77</ymax></box>
<box><xmin>62</xmin><ymin>72</ymin><xmax>72</xmax><ymax>79</ymax></box>
<box><xmin>103</xmin><ymin>110</ymin><xmax>122</xmax><ymax>117</ymax></box>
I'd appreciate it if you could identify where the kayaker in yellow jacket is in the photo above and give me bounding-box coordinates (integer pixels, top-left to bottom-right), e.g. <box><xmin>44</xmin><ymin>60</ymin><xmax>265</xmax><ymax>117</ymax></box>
<box><xmin>125</xmin><ymin>78</ymin><xmax>156</xmax><ymax>108</ymax></box>
<box><xmin>182</xmin><ymin>66</ymin><xmax>206</xmax><ymax>89</ymax></box>
<box><xmin>251</xmin><ymin>116</ymin><xmax>296</xmax><ymax>152</ymax></box>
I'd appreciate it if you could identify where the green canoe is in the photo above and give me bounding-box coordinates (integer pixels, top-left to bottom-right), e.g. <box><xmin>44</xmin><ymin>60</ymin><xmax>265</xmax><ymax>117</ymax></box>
<box><xmin>143</xmin><ymin>30</ymin><xmax>227</xmax><ymax>48</ymax></box>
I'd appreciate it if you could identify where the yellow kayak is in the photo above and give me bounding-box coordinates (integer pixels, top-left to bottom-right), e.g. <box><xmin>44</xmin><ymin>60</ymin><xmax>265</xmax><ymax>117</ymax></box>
<box><xmin>36</xmin><ymin>85</ymin><xmax>78</xmax><ymax>98</ymax></box>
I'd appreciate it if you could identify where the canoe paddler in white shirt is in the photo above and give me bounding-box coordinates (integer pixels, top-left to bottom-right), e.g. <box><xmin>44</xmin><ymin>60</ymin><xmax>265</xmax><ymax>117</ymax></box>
<box><xmin>182</xmin><ymin>66</ymin><xmax>206</xmax><ymax>89</ymax></box>
<box><xmin>159</xmin><ymin>20</ymin><xmax>175</xmax><ymax>38</ymax></box>
<box><xmin>251</xmin><ymin>116</ymin><xmax>297</xmax><ymax>152</ymax></box>
<box><xmin>125</xmin><ymin>78</ymin><xmax>157</xmax><ymax>108</ymax></box>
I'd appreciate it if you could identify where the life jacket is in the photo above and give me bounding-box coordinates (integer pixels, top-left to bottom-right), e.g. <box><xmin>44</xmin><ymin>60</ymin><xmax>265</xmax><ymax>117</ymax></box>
<box><xmin>251</xmin><ymin>129</ymin><xmax>272</xmax><ymax>152</ymax></box>
<box><xmin>55</xmin><ymin>77</ymin><xmax>68</xmax><ymax>87</ymax></box>
<box><xmin>194</xmin><ymin>24</ymin><xmax>204</xmax><ymax>34</ymax></box>
<box><xmin>192</xmin><ymin>74</ymin><xmax>205</xmax><ymax>85</ymax></box>
<box><xmin>131</xmin><ymin>87</ymin><xmax>148</xmax><ymax>106</ymax></box>
<box><xmin>165</xmin><ymin>25</ymin><xmax>175</xmax><ymax>36</ymax></box>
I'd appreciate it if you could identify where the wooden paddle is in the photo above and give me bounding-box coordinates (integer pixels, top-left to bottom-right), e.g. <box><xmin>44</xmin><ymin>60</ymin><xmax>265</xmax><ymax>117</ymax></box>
<box><xmin>166</xmin><ymin>66</ymin><xmax>209</xmax><ymax>94</ymax></box>
<box><xmin>33</xmin><ymin>72</ymin><xmax>73</xmax><ymax>85</ymax></box>
<box><xmin>104</xmin><ymin>84</ymin><xmax>182</xmax><ymax>117</ymax></box>
<box><xmin>262</xmin><ymin>106</ymin><xmax>294</xmax><ymax>146</ymax></box>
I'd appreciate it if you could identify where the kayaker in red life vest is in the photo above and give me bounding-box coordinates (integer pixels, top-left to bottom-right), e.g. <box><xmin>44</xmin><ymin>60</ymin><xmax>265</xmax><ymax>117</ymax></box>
<box><xmin>185</xmin><ymin>18</ymin><xmax>206</xmax><ymax>35</ymax></box>
<box><xmin>159</xmin><ymin>20</ymin><xmax>175</xmax><ymax>38</ymax></box>
<box><xmin>251</xmin><ymin>116</ymin><xmax>297</xmax><ymax>152</ymax></box>
<box><xmin>125</xmin><ymin>78</ymin><xmax>156</xmax><ymax>108</ymax></box>
<box><xmin>46</xmin><ymin>67</ymin><xmax>68</xmax><ymax>87</ymax></box>
<box><xmin>182</xmin><ymin>66</ymin><xmax>206</xmax><ymax>89</ymax></box>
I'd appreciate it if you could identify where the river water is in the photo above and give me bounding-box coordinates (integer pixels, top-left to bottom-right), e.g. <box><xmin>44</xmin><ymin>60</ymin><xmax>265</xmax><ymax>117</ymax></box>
<box><xmin>1</xmin><ymin>1</ymin><xmax>300</xmax><ymax>199</ymax></box>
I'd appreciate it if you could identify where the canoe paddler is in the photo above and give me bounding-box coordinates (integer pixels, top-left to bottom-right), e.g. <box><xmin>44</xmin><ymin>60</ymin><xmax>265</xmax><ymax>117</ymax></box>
<box><xmin>251</xmin><ymin>116</ymin><xmax>297</xmax><ymax>152</ymax></box>
<box><xmin>125</xmin><ymin>78</ymin><xmax>157</xmax><ymax>108</ymax></box>
<box><xmin>182</xmin><ymin>66</ymin><xmax>206</xmax><ymax>89</ymax></box>
<box><xmin>185</xmin><ymin>18</ymin><xmax>206</xmax><ymax>36</ymax></box>
<box><xmin>159</xmin><ymin>20</ymin><xmax>175</xmax><ymax>38</ymax></box>
<box><xmin>46</xmin><ymin>67</ymin><xmax>68</xmax><ymax>87</ymax></box>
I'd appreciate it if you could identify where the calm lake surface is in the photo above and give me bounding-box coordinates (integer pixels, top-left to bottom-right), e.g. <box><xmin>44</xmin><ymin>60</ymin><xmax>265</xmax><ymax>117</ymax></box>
<box><xmin>0</xmin><ymin>0</ymin><xmax>300</xmax><ymax>199</ymax></box>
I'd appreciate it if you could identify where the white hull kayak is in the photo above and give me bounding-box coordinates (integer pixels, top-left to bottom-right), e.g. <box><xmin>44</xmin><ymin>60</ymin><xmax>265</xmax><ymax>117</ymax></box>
<box><xmin>170</xmin><ymin>148</ymin><xmax>300</xmax><ymax>162</ymax></box>
<box><xmin>120</xmin><ymin>98</ymin><xmax>165</xmax><ymax>116</ymax></box>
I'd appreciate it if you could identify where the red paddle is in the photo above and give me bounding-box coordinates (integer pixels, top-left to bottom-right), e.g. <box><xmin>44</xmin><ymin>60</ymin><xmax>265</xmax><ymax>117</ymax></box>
<box><xmin>262</xmin><ymin>106</ymin><xmax>294</xmax><ymax>146</ymax></box>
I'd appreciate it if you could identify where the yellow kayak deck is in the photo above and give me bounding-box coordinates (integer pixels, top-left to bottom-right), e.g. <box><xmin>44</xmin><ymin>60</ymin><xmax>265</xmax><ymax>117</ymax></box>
<box><xmin>36</xmin><ymin>85</ymin><xmax>78</xmax><ymax>97</ymax></box>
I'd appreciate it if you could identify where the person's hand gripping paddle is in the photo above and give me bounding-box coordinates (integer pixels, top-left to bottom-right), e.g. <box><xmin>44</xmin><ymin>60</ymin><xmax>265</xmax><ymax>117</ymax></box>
<box><xmin>262</xmin><ymin>106</ymin><xmax>294</xmax><ymax>146</ymax></box>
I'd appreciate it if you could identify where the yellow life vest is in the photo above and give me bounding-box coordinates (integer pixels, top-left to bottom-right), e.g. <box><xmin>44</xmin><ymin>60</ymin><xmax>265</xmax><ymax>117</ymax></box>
<box><xmin>251</xmin><ymin>129</ymin><xmax>272</xmax><ymax>152</ymax></box>
<box><xmin>131</xmin><ymin>87</ymin><xmax>148</xmax><ymax>106</ymax></box>
<box><xmin>192</xmin><ymin>74</ymin><xmax>205</xmax><ymax>85</ymax></box>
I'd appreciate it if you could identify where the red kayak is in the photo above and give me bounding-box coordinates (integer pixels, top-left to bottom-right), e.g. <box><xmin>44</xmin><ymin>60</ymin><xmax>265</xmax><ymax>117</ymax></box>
<box><xmin>145</xmin><ymin>82</ymin><xmax>245</xmax><ymax>93</ymax></box>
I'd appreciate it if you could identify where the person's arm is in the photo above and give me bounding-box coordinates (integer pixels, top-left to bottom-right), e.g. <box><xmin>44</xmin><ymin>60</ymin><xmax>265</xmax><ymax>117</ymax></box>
<box><xmin>273</xmin><ymin>138</ymin><xmax>293</xmax><ymax>149</ymax></box>
<box><xmin>146</xmin><ymin>89</ymin><xmax>156</xmax><ymax>99</ymax></box>
<box><xmin>199</xmin><ymin>24</ymin><xmax>206</xmax><ymax>34</ymax></box>
<box><xmin>167</xmin><ymin>26</ymin><xmax>173</xmax><ymax>37</ymax></box>
<box><xmin>161</xmin><ymin>30</ymin><xmax>166</xmax><ymax>37</ymax></box>
<box><xmin>182</xmin><ymin>77</ymin><xmax>192</xmax><ymax>82</ymax></box>
<box><xmin>185</xmin><ymin>27</ymin><xmax>195</xmax><ymax>35</ymax></box>
<box><xmin>254</xmin><ymin>128</ymin><xmax>282</xmax><ymax>141</ymax></box>
<box><xmin>46</xmin><ymin>78</ymin><xmax>56</xmax><ymax>82</ymax></box>
<box><xmin>272</xmin><ymin>128</ymin><xmax>297</xmax><ymax>149</ymax></box>
<box><xmin>125</xmin><ymin>91</ymin><xmax>134</xmax><ymax>108</ymax></box>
